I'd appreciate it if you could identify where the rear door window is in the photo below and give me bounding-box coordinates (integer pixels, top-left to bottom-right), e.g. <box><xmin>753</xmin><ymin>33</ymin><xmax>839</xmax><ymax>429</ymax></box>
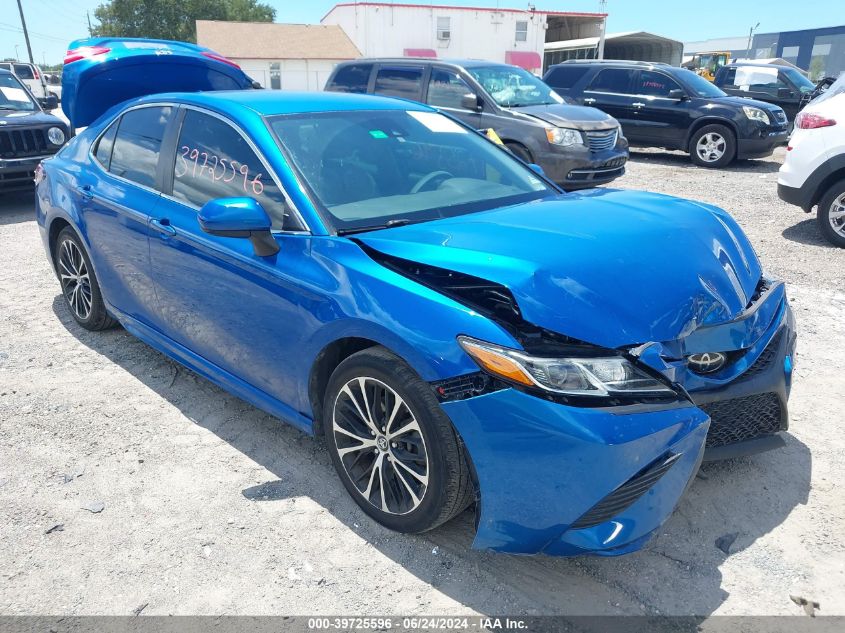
<box><xmin>586</xmin><ymin>68</ymin><xmax>635</xmax><ymax>94</ymax></box>
<box><xmin>373</xmin><ymin>66</ymin><xmax>424</xmax><ymax>100</ymax></box>
<box><xmin>170</xmin><ymin>109</ymin><xmax>295</xmax><ymax>230</ymax></box>
<box><xmin>13</xmin><ymin>64</ymin><xmax>34</xmax><ymax>79</ymax></box>
<box><xmin>108</xmin><ymin>106</ymin><xmax>173</xmax><ymax>189</ymax></box>
<box><xmin>635</xmin><ymin>70</ymin><xmax>683</xmax><ymax>97</ymax></box>
<box><xmin>426</xmin><ymin>69</ymin><xmax>473</xmax><ymax>109</ymax></box>
<box><xmin>327</xmin><ymin>64</ymin><xmax>372</xmax><ymax>93</ymax></box>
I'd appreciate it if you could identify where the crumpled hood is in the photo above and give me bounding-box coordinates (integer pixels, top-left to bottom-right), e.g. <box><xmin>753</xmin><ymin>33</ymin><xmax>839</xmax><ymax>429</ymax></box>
<box><xmin>357</xmin><ymin>189</ymin><xmax>762</xmax><ymax>349</ymax></box>
<box><xmin>512</xmin><ymin>103</ymin><xmax>619</xmax><ymax>131</ymax></box>
<box><xmin>0</xmin><ymin>109</ymin><xmax>65</xmax><ymax>128</ymax></box>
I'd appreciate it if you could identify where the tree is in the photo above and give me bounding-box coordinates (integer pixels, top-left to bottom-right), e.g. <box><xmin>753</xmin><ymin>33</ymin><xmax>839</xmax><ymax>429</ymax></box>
<box><xmin>92</xmin><ymin>0</ymin><xmax>275</xmax><ymax>43</ymax></box>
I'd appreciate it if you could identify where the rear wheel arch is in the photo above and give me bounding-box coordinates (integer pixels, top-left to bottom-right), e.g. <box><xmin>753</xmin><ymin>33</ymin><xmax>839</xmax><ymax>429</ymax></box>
<box><xmin>48</xmin><ymin>217</ymin><xmax>73</xmax><ymax>271</ymax></box>
<box><xmin>808</xmin><ymin>162</ymin><xmax>845</xmax><ymax>211</ymax></box>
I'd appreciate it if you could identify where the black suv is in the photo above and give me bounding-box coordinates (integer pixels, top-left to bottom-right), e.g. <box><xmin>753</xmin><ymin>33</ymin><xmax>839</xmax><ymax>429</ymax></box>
<box><xmin>544</xmin><ymin>60</ymin><xmax>789</xmax><ymax>168</ymax></box>
<box><xmin>1</xmin><ymin>69</ymin><xmax>68</xmax><ymax>190</ymax></box>
<box><xmin>325</xmin><ymin>59</ymin><xmax>629</xmax><ymax>189</ymax></box>
<box><xmin>713</xmin><ymin>62</ymin><xmax>817</xmax><ymax>123</ymax></box>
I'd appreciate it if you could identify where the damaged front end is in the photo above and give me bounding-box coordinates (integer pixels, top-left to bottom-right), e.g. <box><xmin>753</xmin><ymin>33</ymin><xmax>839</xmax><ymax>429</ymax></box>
<box><xmin>355</xmin><ymin>190</ymin><xmax>796</xmax><ymax>555</ymax></box>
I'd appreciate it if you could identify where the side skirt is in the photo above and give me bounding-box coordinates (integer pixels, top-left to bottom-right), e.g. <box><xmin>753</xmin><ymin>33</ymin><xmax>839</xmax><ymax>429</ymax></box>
<box><xmin>110</xmin><ymin>306</ymin><xmax>316</xmax><ymax>436</ymax></box>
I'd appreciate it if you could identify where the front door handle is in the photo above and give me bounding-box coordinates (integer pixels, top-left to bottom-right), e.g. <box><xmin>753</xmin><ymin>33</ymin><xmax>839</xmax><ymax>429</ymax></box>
<box><xmin>632</xmin><ymin>102</ymin><xmax>645</xmax><ymax>108</ymax></box>
<box><xmin>150</xmin><ymin>218</ymin><xmax>176</xmax><ymax>237</ymax></box>
<box><xmin>77</xmin><ymin>184</ymin><xmax>94</xmax><ymax>200</ymax></box>
<box><xmin>583</xmin><ymin>97</ymin><xmax>596</xmax><ymax>105</ymax></box>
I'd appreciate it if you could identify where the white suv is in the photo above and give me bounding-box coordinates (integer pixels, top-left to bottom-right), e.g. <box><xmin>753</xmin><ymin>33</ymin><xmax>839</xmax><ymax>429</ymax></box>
<box><xmin>778</xmin><ymin>75</ymin><xmax>845</xmax><ymax>247</ymax></box>
<box><xmin>0</xmin><ymin>61</ymin><xmax>47</xmax><ymax>99</ymax></box>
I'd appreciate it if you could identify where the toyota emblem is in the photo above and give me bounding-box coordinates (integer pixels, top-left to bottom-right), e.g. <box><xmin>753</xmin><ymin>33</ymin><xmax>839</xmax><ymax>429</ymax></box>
<box><xmin>687</xmin><ymin>352</ymin><xmax>727</xmax><ymax>373</ymax></box>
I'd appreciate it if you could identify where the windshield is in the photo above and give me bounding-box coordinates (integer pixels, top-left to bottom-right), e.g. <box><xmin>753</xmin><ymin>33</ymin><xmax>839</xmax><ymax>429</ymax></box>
<box><xmin>467</xmin><ymin>65</ymin><xmax>564</xmax><ymax>107</ymax></box>
<box><xmin>268</xmin><ymin>109</ymin><xmax>555</xmax><ymax>233</ymax></box>
<box><xmin>678</xmin><ymin>68</ymin><xmax>727</xmax><ymax>98</ymax></box>
<box><xmin>0</xmin><ymin>74</ymin><xmax>36</xmax><ymax>111</ymax></box>
<box><xmin>781</xmin><ymin>67</ymin><xmax>815</xmax><ymax>93</ymax></box>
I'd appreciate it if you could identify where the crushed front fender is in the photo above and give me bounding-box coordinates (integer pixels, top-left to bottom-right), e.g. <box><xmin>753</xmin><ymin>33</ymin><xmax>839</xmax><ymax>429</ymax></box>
<box><xmin>442</xmin><ymin>390</ymin><xmax>709</xmax><ymax>556</ymax></box>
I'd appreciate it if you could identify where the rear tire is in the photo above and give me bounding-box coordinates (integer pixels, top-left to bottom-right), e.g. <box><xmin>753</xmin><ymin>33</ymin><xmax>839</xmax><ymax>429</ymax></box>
<box><xmin>817</xmin><ymin>178</ymin><xmax>845</xmax><ymax>248</ymax></box>
<box><xmin>323</xmin><ymin>346</ymin><xmax>474</xmax><ymax>533</ymax></box>
<box><xmin>54</xmin><ymin>228</ymin><xmax>118</xmax><ymax>331</ymax></box>
<box><xmin>689</xmin><ymin>124</ymin><xmax>736</xmax><ymax>168</ymax></box>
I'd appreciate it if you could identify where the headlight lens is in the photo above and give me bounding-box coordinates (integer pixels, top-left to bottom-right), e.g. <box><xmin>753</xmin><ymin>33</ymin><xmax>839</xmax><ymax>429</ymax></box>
<box><xmin>47</xmin><ymin>126</ymin><xmax>66</xmax><ymax>145</ymax></box>
<box><xmin>545</xmin><ymin>127</ymin><xmax>583</xmax><ymax>146</ymax></box>
<box><xmin>742</xmin><ymin>106</ymin><xmax>770</xmax><ymax>124</ymax></box>
<box><xmin>458</xmin><ymin>336</ymin><xmax>676</xmax><ymax>397</ymax></box>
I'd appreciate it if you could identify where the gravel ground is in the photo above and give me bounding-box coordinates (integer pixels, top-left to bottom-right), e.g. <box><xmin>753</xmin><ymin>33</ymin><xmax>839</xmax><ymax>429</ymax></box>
<box><xmin>1</xmin><ymin>147</ymin><xmax>844</xmax><ymax>617</ymax></box>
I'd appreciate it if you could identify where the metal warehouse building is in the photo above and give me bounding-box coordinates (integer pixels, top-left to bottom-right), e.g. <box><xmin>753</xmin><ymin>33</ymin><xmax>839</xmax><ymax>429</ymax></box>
<box><xmin>686</xmin><ymin>24</ymin><xmax>845</xmax><ymax>81</ymax></box>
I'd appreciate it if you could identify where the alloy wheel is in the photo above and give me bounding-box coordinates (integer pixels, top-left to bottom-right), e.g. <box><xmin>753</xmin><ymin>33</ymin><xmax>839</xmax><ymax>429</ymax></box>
<box><xmin>332</xmin><ymin>376</ymin><xmax>429</xmax><ymax>515</ymax></box>
<box><xmin>695</xmin><ymin>132</ymin><xmax>726</xmax><ymax>163</ymax></box>
<box><xmin>58</xmin><ymin>239</ymin><xmax>92</xmax><ymax>320</ymax></box>
<box><xmin>829</xmin><ymin>193</ymin><xmax>845</xmax><ymax>238</ymax></box>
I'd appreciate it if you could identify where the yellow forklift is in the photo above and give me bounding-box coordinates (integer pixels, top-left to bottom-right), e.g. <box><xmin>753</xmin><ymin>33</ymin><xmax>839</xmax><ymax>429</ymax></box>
<box><xmin>682</xmin><ymin>51</ymin><xmax>732</xmax><ymax>82</ymax></box>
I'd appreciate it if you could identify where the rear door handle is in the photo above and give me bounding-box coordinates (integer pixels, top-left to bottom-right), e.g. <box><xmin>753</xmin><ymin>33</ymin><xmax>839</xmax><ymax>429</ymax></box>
<box><xmin>77</xmin><ymin>184</ymin><xmax>93</xmax><ymax>200</ymax></box>
<box><xmin>150</xmin><ymin>218</ymin><xmax>176</xmax><ymax>237</ymax></box>
<box><xmin>632</xmin><ymin>102</ymin><xmax>645</xmax><ymax>108</ymax></box>
<box><xmin>583</xmin><ymin>97</ymin><xmax>596</xmax><ymax>105</ymax></box>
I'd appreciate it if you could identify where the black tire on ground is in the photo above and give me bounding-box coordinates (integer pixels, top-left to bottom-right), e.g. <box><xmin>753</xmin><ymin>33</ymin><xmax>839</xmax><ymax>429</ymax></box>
<box><xmin>54</xmin><ymin>227</ymin><xmax>118</xmax><ymax>331</ymax></box>
<box><xmin>688</xmin><ymin>124</ymin><xmax>736</xmax><ymax>168</ymax></box>
<box><xmin>505</xmin><ymin>141</ymin><xmax>533</xmax><ymax>163</ymax></box>
<box><xmin>816</xmin><ymin>178</ymin><xmax>845</xmax><ymax>248</ymax></box>
<box><xmin>323</xmin><ymin>346</ymin><xmax>474</xmax><ymax>533</ymax></box>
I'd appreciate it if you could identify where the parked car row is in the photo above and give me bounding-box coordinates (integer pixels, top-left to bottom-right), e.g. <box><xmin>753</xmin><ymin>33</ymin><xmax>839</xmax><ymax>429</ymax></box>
<box><xmin>0</xmin><ymin>60</ymin><xmax>50</xmax><ymax>101</ymax></box>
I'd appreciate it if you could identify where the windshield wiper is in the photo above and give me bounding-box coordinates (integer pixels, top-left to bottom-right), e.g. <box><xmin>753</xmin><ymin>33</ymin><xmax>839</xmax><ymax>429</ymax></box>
<box><xmin>336</xmin><ymin>218</ymin><xmax>422</xmax><ymax>236</ymax></box>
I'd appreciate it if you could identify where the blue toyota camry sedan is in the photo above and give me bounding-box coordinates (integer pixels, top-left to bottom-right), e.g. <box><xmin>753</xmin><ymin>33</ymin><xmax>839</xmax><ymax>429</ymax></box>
<box><xmin>35</xmin><ymin>39</ymin><xmax>796</xmax><ymax>556</ymax></box>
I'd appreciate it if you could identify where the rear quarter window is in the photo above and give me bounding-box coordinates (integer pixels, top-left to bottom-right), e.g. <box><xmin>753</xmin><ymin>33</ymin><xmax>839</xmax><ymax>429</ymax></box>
<box><xmin>13</xmin><ymin>64</ymin><xmax>34</xmax><ymax>79</ymax></box>
<box><xmin>326</xmin><ymin>64</ymin><xmax>372</xmax><ymax>93</ymax></box>
<box><xmin>545</xmin><ymin>66</ymin><xmax>589</xmax><ymax>90</ymax></box>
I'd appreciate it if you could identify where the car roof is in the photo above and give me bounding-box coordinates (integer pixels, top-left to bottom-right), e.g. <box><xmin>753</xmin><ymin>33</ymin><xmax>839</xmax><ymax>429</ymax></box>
<box><xmin>337</xmin><ymin>57</ymin><xmax>515</xmax><ymax>70</ymax></box>
<box><xmin>132</xmin><ymin>90</ymin><xmax>434</xmax><ymax>117</ymax></box>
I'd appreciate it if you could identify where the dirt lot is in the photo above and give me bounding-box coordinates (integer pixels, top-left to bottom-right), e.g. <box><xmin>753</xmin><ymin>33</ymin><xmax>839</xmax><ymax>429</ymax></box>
<box><xmin>1</xmin><ymin>148</ymin><xmax>844</xmax><ymax>617</ymax></box>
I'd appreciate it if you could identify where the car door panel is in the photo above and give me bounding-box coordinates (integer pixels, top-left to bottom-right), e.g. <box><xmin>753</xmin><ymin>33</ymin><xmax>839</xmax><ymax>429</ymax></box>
<box><xmin>579</xmin><ymin>68</ymin><xmax>639</xmax><ymax>140</ymax></box>
<box><xmin>148</xmin><ymin>107</ymin><xmax>315</xmax><ymax>409</ymax></box>
<box><xmin>630</xmin><ymin>70</ymin><xmax>692</xmax><ymax>147</ymax></box>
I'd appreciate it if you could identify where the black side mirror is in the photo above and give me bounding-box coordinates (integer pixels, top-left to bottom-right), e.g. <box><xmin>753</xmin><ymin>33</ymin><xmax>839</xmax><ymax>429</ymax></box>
<box><xmin>198</xmin><ymin>197</ymin><xmax>280</xmax><ymax>257</ymax></box>
<box><xmin>39</xmin><ymin>95</ymin><xmax>58</xmax><ymax>110</ymax></box>
<box><xmin>668</xmin><ymin>89</ymin><xmax>688</xmax><ymax>101</ymax></box>
<box><xmin>461</xmin><ymin>93</ymin><xmax>482</xmax><ymax>111</ymax></box>
<box><xmin>777</xmin><ymin>87</ymin><xmax>794</xmax><ymax>99</ymax></box>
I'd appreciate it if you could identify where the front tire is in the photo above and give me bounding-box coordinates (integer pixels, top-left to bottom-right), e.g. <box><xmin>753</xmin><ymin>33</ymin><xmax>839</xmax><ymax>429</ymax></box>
<box><xmin>55</xmin><ymin>228</ymin><xmax>117</xmax><ymax>331</ymax></box>
<box><xmin>817</xmin><ymin>178</ymin><xmax>845</xmax><ymax>248</ymax></box>
<box><xmin>689</xmin><ymin>124</ymin><xmax>736</xmax><ymax>168</ymax></box>
<box><xmin>323</xmin><ymin>347</ymin><xmax>474</xmax><ymax>533</ymax></box>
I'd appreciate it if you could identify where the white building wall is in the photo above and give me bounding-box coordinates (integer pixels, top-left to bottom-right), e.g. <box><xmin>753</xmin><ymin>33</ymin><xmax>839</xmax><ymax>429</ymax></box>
<box><xmin>322</xmin><ymin>5</ymin><xmax>548</xmax><ymax>69</ymax></box>
<box><xmin>233</xmin><ymin>58</ymin><xmax>343</xmax><ymax>91</ymax></box>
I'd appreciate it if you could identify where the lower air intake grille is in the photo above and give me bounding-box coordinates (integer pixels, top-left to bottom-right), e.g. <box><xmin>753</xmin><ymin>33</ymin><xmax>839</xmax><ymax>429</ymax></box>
<box><xmin>740</xmin><ymin>330</ymin><xmax>783</xmax><ymax>380</ymax></box>
<box><xmin>700</xmin><ymin>392</ymin><xmax>783</xmax><ymax>448</ymax></box>
<box><xmin>570</xmin><ymin>452</ymin><xmax>680</xmax><ymax>529</ymax></box>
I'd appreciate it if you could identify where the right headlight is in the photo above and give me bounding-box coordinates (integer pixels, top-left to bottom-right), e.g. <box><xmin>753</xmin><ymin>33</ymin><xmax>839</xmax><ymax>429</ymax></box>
<box><xmin>458</xmin><ymin>336</ymin><xmax>676</xmax><ymax>397</ymax></box>
<box><xmin>742</xmin><ymin>106</ymin><xmax>770</xmax><ymax>124</ymax></box>
<box><xmin>545</xmin><ymin>127</ymin><xmax>584</xmax><ymax>147</ymax></box>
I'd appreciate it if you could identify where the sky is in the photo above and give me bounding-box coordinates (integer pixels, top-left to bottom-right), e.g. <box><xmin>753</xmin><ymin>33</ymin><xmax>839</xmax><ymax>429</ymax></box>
<box><xmin>2</xmin><ymin>0</ymin><xmax>843</xmax><ymax>66</ymax></box>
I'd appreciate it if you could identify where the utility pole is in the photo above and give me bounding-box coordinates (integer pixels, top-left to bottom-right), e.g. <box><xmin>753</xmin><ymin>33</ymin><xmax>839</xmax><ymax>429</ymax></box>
<box><xmin>596</xmin><ymin>0</ymin><xmax>607</xmax><ymax>60</ymax></box>
<box><xmin>16</xmin><ymin>0</ymin><xmax>34</xmax><ymax>64</ymax></box>
<box><xmin>87</xmin><ymin>11</ymin><xmax>93</xmax><ymax>36</ymax></box>
<box><xmin>745</xmin><ymin>22</ymin><xmax>760</xmax><ymax>60</ymax></box>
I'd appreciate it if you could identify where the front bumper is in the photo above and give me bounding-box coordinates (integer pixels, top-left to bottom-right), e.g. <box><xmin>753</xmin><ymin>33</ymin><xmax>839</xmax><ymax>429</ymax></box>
<box><xmin>442</xmin><ymin>391</ymin><xmax>708</xmax><ymax>556</ymax></box>
<box><xmin>537</xmin><ymin>138</ymin><xmax>629</xmax><ymax>190</ymax></box>
<box><xmin>0</xmin><ymin>155</ymin><xmax>51</xmax><ymax>190</ymax></box>
<box><xmin>736</xmin><ymin>126</ymin><xmax>789</xmax><ymax>159</ymax></box>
